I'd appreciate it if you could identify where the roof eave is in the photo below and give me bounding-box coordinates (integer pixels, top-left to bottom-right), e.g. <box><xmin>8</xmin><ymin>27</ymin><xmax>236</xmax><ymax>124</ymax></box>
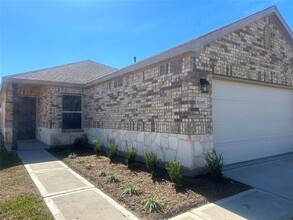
<box><xmin>4</xmin><ymin>78</ymin><xmax>84</xmax><ymax>88</ymax></box>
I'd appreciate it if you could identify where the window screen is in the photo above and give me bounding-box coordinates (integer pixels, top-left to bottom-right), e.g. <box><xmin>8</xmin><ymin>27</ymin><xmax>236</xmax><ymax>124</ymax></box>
<box><xmin>62</xmin><ymin>95</ymin><xmax>81</xmax><ymax>111</ymax></box>
<box><xmin>62</xmin><ymin>95</ymin><xmax>82</xmax><ymax>129</ymax></box>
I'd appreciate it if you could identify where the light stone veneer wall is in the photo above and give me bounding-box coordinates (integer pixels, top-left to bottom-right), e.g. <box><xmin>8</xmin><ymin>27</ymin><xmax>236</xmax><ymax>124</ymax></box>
<box><xmin>38</xmin><ymin>128</ymin><xmax>84</xmax><ymax>146</ymax></box>
<box><xmin>87</xmin><ymin>128</ymin><xmax>213</xmax><ymax>174</ymax></box>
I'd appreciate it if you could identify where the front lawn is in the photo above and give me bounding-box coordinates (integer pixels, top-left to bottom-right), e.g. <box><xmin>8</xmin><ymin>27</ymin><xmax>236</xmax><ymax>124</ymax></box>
<box><xmin>0</xmin><ymin>138</ymin><xmax>53</xmax><ymax>220</ymax></box>
<box><xmin>49</xmin><ymin>146</ymin><xmax>251</xmax><ymax>220</ymax></box>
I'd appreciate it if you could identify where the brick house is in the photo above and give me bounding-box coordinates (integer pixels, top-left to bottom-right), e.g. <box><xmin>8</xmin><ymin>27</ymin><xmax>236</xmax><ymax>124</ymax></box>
<box><xmin>1</xmin><ymin>6</ymin><xmax>293</xmax><ymax>174</ymax></box>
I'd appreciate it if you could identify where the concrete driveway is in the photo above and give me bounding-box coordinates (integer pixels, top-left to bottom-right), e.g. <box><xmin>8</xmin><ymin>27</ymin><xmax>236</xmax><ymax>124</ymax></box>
<box><xmin>171</xmin><ymin>154</ymin><xmax>293</xmax><ymax>220</ymax></box>
<box><xmin>224</xmin><ymin>155</ymin><xmax>293</xmax><ymax>201</ymax></box>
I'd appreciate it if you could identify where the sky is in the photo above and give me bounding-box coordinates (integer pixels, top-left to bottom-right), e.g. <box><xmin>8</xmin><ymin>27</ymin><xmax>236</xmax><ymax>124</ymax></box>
<box><xmin>0</xmin><ymin>0</ymin><xmax>292</xmax><ymax>77</ymax></box>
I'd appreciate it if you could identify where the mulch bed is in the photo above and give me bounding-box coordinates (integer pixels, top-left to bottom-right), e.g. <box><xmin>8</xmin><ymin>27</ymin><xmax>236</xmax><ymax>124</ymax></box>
<box><xmin>48</xmin><ymin>147</ymin><xmax>251</xmax><ymax>220</ymax></box>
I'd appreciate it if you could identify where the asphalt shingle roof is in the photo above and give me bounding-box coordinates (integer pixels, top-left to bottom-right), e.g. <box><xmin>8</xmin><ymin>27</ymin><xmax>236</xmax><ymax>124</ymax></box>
<box><xmin>8</xmin><ymin>60</ymin><xmax>117</xmax><ymax>84</ymax></box>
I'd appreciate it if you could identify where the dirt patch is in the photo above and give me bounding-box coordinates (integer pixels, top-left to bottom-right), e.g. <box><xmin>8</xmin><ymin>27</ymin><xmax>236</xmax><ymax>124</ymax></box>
<box><xmin>49</xmin><ymin>147</ymin><xmax>251</xmax><ymax>220</ymax></box>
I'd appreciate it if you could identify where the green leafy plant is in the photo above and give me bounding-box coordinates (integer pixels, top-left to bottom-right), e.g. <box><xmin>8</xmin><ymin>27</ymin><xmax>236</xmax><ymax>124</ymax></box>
<box><xmin>204</xmin><ymin>148</ymin><xmax>224</xmax><ymax>180</ymax></box>
<box><xmin>77</xmin><ymin>159</ymin><xmax>85</xmax><ymax>164</ymax></box>
<box><xmin>80</xmin><ymin>133</ymin><xmax>89</xmax><ymax>147</ymax></box>
<box><xmin>125</xmin><ymin>147</ymin><xmax>136</xmax><ymax>167</ymax></box>
<box><xmin>93</xmin><ymin>139</ymin><xmax>103</xmax><ymax>153</ymax></box>
<box><xmin>123</xmin><ymin>185</ymin><xmax>140</xmax><ymax>196</ymax></box>
<box><xmin>85</xmin><ymin>163</ymin><xmax>93</xmax><ymax>170</ymax></box>
<box><xmin>143</xmin><ymin>152</ymin><xmax>158</xmax><ymax>173</ymax></box>
<box><xmin>67</xmin><ymin>152</ymin><xmax>77</xmax><ymax>159</ymax></box>
<box><xmin>74</xmin><ymin>133</ymin><xmax>89</xmax><ymax>149</ymax></box>
<box><xmin>107</xmin><ymin>174</ymin><xmax>119</xmax><ymax>183</ymax></box>
<box><xmin>107</xmin><ymin>143</ymin><xmax>118</xmax><ymax>162</ymax></box>
<box><xmin>143</xmin><ymin>196</ymin><xmax>164</xmax><ymax>213</ymax></box>
<box><xmin>166</xmin><ymin>161</ymin><xmax>182</xmax><ymax>185</ymax></box>
<box><xmin>98</xmin><ymin>170</ymin><xmax>107</xmax><ymax>177</ymax></box>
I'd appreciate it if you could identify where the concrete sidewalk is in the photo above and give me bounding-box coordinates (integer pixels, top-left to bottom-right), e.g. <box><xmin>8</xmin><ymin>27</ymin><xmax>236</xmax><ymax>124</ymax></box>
<box><xmin>17</xmin><ymin>149</ymin><xmax>139</xmax><ymax>220</ymax></box>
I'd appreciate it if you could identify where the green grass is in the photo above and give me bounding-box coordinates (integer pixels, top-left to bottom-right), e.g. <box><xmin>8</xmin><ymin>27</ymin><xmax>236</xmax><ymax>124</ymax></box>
<box><xmin>0</xmin><ymin>194</ymin><xmax>52</xmax><ymax>220</ymax></box>
<box><xmin>0</xmin><ymin>139</ymin><xmax>20</xmax><ymax>170</ymax></box>
<box><xmin>0</xmin><ymin>135</ymin><xmax>53</xmax><ymax>220</ymax></box>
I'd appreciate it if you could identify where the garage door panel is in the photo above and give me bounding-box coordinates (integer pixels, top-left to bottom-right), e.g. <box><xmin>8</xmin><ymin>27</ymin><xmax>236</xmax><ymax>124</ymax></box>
<box><xmin>213</xmin><ymin>79</ymin><xmax>293</xmax><ymax>165</ymax></box>
<box><xmin>214</xmin><ymin>101</ymin><xmax>292</xmax><ymax>122</ymax></box>
<box><xmin>216</xmin><ymin>136</ymin><xmax>293</xmax><ymax>164</ymax></box>
<box><xmin>214</xmin><ymin>122</ymin><xmax>293</xmax><ymax>143</ymax></box>
<box><xmin>213</xmin><ymin>81</ymin><xmax>293</xmax><ymax>102</ymax></box>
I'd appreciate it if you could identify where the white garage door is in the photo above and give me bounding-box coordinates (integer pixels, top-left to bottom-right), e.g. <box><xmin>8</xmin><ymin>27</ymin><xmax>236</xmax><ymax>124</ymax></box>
<box><xmin>213</xmin><ymin>79</ymin><xmax>293</xmax><ymax>165</ymax></box>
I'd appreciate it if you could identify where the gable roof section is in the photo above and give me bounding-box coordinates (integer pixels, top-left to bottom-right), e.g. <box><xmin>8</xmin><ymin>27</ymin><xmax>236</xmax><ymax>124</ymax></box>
<box><xmin>86</xmin><ymin>6</ymin><xmax>293</xmax><ymax>87</ymax></box>
<box><xmin>4</xmin><ymin>60</ymin><xmax>116</xmax><ymax>86</ymax></box>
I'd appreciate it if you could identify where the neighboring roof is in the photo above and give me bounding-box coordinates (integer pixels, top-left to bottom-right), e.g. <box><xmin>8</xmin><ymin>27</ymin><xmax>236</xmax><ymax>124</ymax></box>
<box><xmin>4</xmin><ymin>60</ymin><xmax>116</xmax><ymax>86</ymax></box>
<box><xmin>86</xmin><ymin>6</ymin><xmax>293</xmax><ymax>87</ymax></box>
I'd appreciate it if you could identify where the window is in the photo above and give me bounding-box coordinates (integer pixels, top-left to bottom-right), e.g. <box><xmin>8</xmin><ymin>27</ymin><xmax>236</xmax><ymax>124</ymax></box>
<box><xmin>170</xmin><ymin>60</ymin><xmax>182</xmax><ymax>74</ymax></box>
<box><xmin>159</xmin><ymin>63</ymin><xmax>170</xmax><ymax>75</ymax></box>
<box><xmin>62</xmin><ymin>95</ymin><xmax>82</xmax><ymax>129</ymax></box>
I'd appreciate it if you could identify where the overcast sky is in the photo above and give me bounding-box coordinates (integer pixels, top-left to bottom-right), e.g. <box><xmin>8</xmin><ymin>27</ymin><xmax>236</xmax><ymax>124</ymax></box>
<box><xmin>0</xmin><ymin>0</ymin><xmax>292</xmax><ymax>77</ymax></box>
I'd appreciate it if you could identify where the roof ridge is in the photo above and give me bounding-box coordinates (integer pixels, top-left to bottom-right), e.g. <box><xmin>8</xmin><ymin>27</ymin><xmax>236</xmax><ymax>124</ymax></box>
<box><xmin>88</xmin><ymin>60</ymin><xmax>118</xmax><ymax>71</ymax></box>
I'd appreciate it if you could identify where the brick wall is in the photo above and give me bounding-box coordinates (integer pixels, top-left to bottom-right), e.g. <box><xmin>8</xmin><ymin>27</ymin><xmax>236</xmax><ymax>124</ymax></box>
<box><xmin>84</xmin><ymin>55</ymin><xmax>212</xmax><ymax>135</ymax></box>
<box><xmin>83</xmin><ymin>15</ymin><xmax>293</xmax><ymax>137</ymax></box>
<box><xmin>198</xmin><ymin>15</ymin><xmax>293</xmax><ymax>85</ymax></box>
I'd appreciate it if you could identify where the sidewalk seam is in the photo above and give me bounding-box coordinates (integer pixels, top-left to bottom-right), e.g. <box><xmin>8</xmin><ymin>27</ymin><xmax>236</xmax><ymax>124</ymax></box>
<box><xmin>18</xmin><ymin>150</ymin><xmax>140</xmax><ymax>220</ymax></box>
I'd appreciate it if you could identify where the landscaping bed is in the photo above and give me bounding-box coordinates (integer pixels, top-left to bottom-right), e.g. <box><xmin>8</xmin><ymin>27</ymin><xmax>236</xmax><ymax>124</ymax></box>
<box><xmin>49</xmin><ymin>147</ymin><xmax>251</xmax><ymax>220</ymax></box>
<box><xmin>0</xmin><ymin>139</ymin><xmax>53</xmax><ymax>220</ymax></box>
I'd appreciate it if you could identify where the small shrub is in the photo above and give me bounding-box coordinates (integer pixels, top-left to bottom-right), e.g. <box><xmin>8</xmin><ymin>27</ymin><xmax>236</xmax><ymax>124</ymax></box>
<box><xmin>123</xmin><ymin>185</ymin><xmax>140</xmax><ymax>196</ymax></box>
<box><xmin>74</xmin><ymin>133</ymin><xmax>89</xmax><ymax>149</ymax></box>
<box><xmin>93</xmin><ymin>139</ymin><xmax>103</xmax><ymax>153</ymax></box>
<box><xmin>166</xmin><ymin>161</ymin><xmax>182</xmax><ymax>185</ymax></box>
<box><xmin>125</xmin><ymin>147</ymin><xmax>136</xmax><ymax>167</ymax></box>
<box><xmin>85</xmin><ymin>163</ymin><xmax>93</xmax><ymax>170</ymax></box>
<box><xmin>68</xmin><ymin>152</ymin><xmax>77</xmax><ymax>159</ymax></box>
<box><xmin>204</xmin><ymin>148</ymin><xmax>223</xmax><ymax>180</ymax></box>
<box><xmin>98</xmin><ymin>170</ymin><xmax>107</xmax><ymax>177</ymax></box>
<box><xmin>143</xmin><ymin>152</ymin><xmax>158</xmax><ymax>173</ymax></box>
<box><xmin>107</xmin><ymin>174</ymin><xmax>119</xmax><ymax>183</ymax></box>
<box><xmin>107</xmin><ymin>143</ymin><xmax>118</xmax><ymax>162</ymax></box>
<box><xmin>77</xmin><ymin>159</ymin><xmax>85</xmax><ymax>164</ymax></box>
<box><xmin>80</xmin><ymin>133</ymin><xmax>89</xmax><ymax>146</ymax></box>
<box><xmin>143</xmin><ymin>196</ymin><xmax>164</xmax><ymax>213</ymax></box>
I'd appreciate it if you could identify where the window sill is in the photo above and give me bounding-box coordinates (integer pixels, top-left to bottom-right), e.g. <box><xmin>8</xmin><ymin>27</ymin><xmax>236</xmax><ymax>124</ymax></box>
<box><xmin>62</xmin><ymin>129</ymin><xmax>84</xmax><ymax>133</ymax></box>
